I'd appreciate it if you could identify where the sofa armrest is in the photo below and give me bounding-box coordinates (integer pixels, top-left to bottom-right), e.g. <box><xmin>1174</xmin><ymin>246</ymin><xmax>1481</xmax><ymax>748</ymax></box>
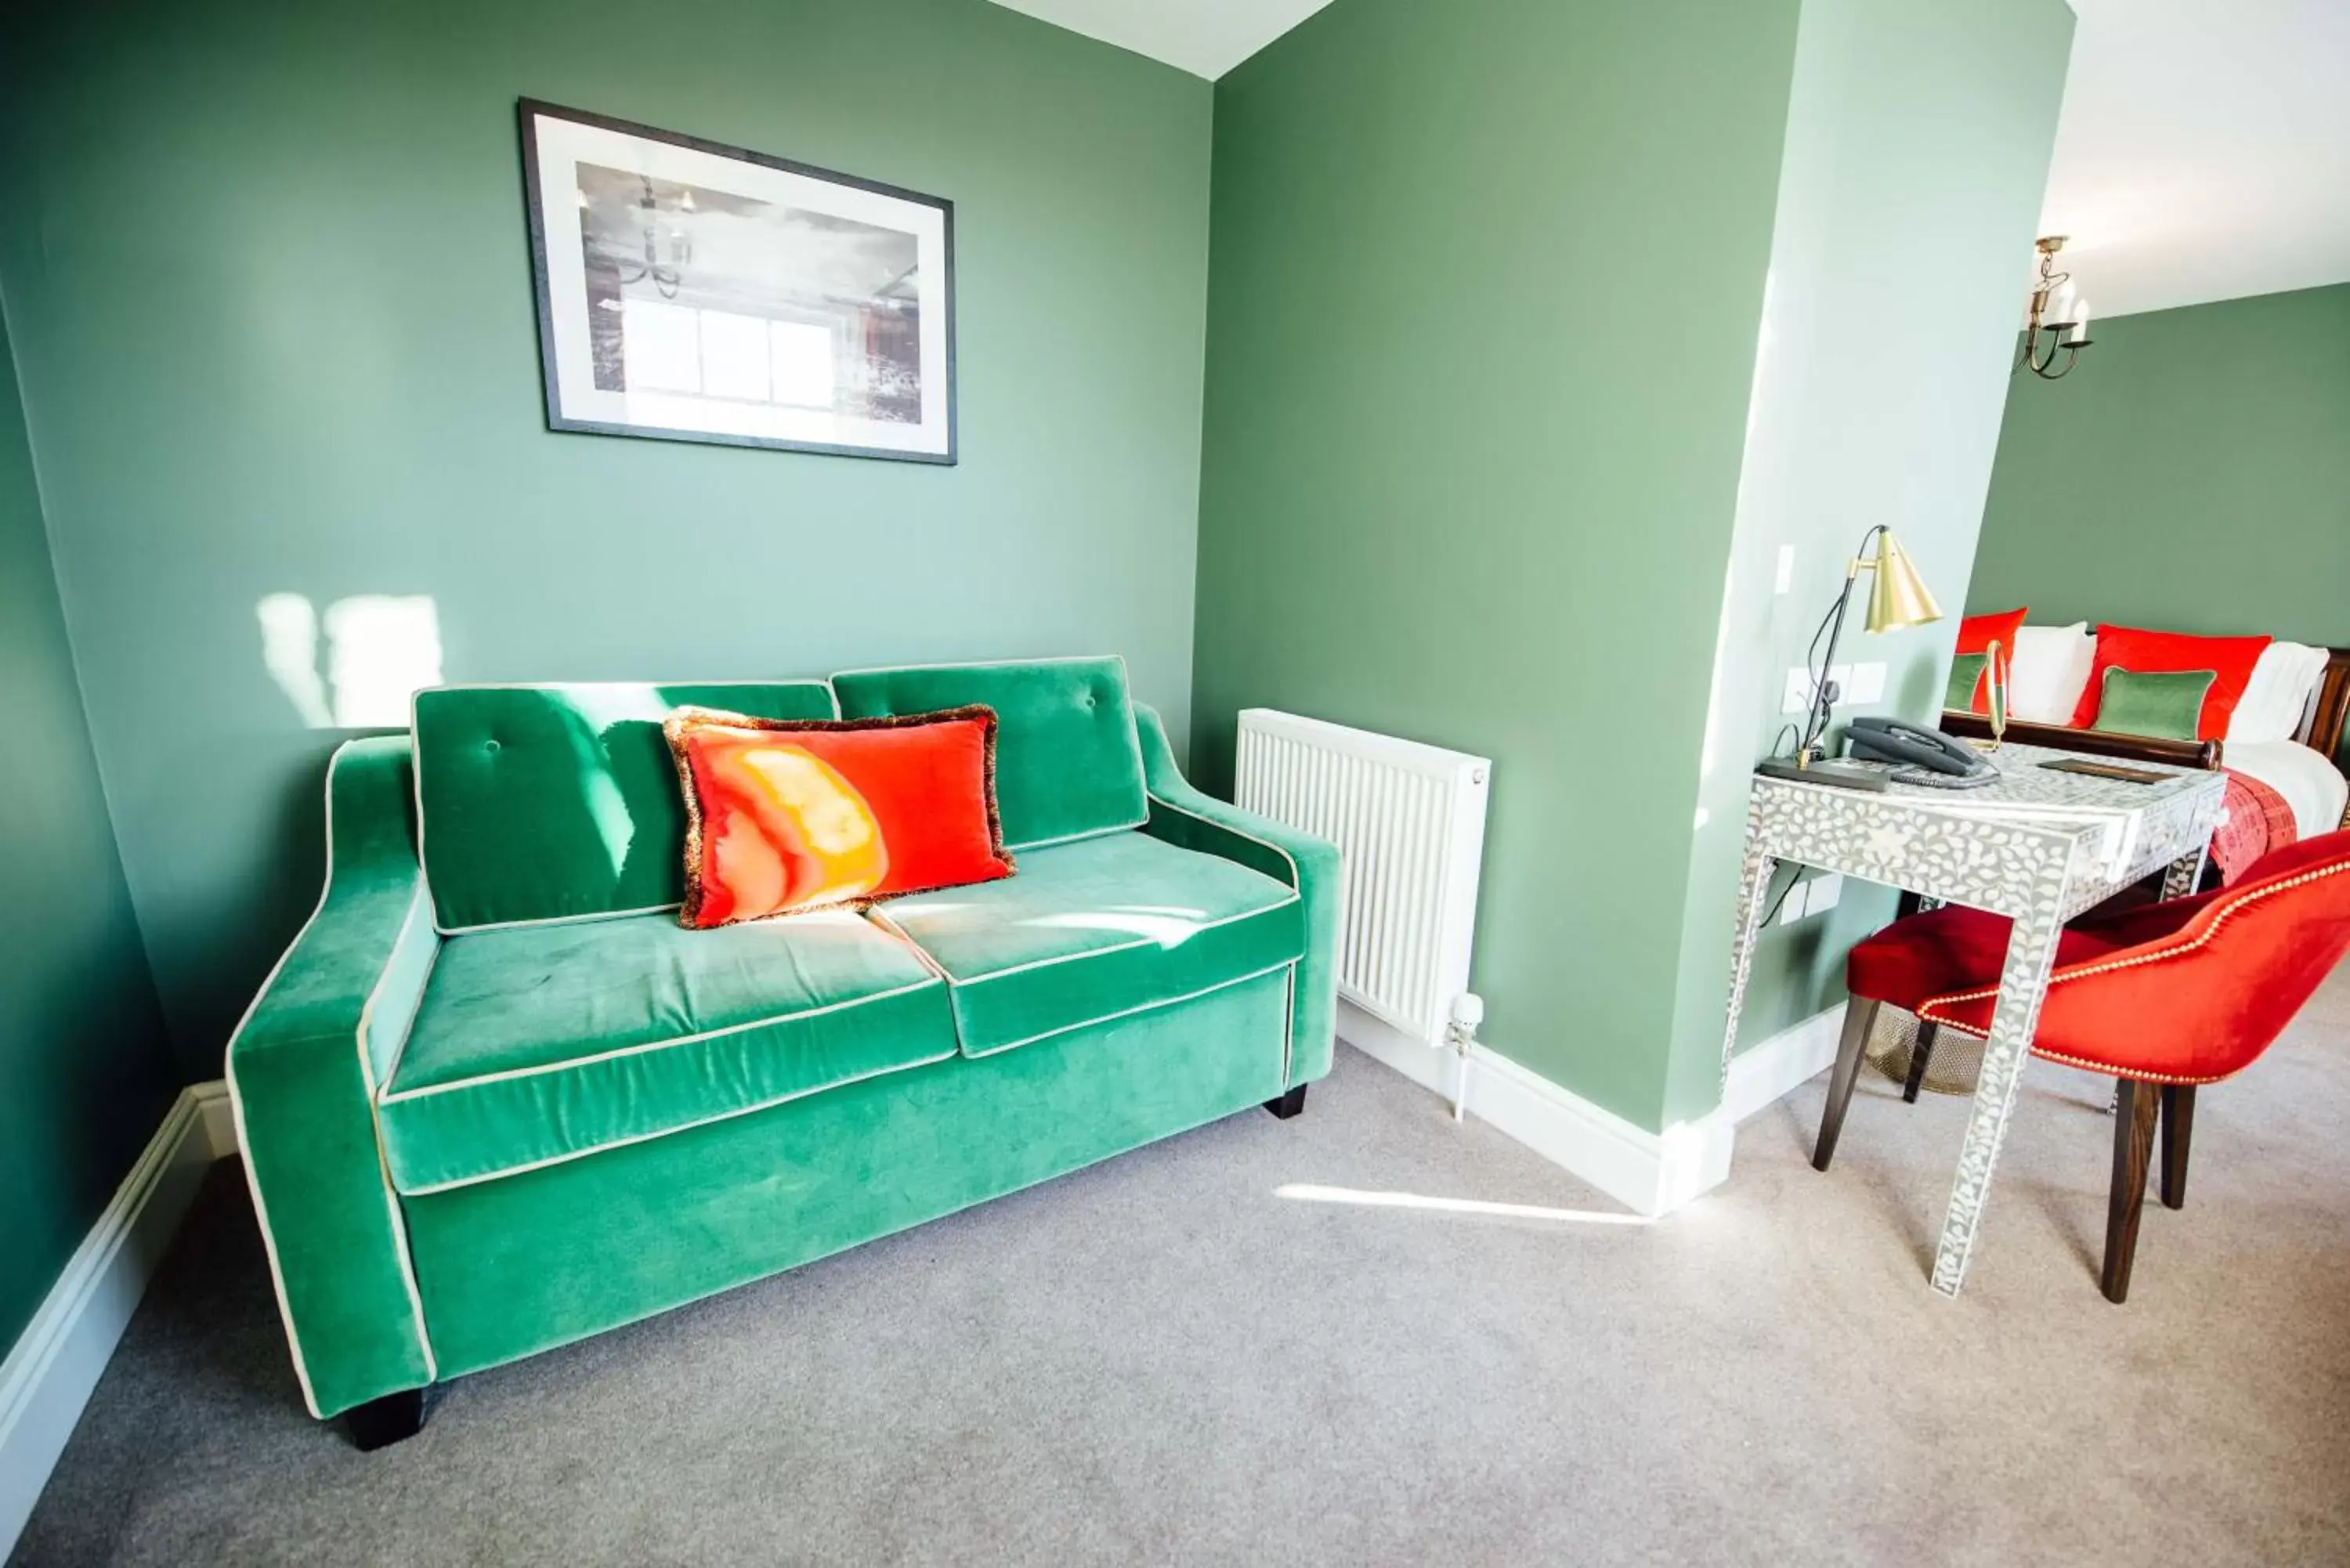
<box><xmin>226</xmin><ymin>735</ymin><xmax>438</xmax><ymax>1418</ymax></box>
<box><xmin>1132</xmin><ymin>706</ymin><xmax>1342</xmax><ymax>1086</ymax></box>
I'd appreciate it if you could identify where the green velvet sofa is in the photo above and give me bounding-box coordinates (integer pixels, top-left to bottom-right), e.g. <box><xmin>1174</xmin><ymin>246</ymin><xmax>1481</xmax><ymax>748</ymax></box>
<box><xmin>226</xmin><ymin>657</ymin><xmax>1339</xmax><ymax>1447</ymax></box>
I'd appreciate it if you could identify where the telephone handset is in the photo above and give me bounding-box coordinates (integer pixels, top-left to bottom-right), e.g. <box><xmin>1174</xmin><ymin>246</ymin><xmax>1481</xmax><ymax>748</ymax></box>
<box><xmin>1846</xmin><ymin>716</ymin><xmax>1998</xmax><ymax>786</ymax></box>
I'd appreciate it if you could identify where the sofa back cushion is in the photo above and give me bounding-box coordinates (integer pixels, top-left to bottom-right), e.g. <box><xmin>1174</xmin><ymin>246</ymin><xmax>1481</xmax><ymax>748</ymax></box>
<box><xmin>413</xmin><ymin>681</ymin><xmax>837</xmax><ymax>930</ymax></box>
<box><xmin>831</xmin><ymin>657</ymin><xmax>1145</xmax><ymax>850</ymax></box>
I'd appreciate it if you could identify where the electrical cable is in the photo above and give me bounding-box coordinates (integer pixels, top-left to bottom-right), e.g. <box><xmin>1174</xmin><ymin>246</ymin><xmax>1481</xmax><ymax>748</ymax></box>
<box><xmin>1757</xmin><ymin>866</ymin><xmax>1802</xmax><ymax>930</ymax></box>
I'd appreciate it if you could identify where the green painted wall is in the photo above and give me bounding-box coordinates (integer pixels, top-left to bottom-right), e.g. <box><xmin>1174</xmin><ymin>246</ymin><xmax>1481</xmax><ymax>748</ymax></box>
<box><xmin>1663</xmin><ymin>0</ymin><xmax>2073</xmax><ymax>1121</ymax></box>
<box><xmin>1192</xmin><ymin>0</ymin><xmax>2070</xmax><ymax>1133</ymax></box>
<box><xmin>0</xmin><ymin>313</ymin><xmax>179</xmax><ymax>1349</ymax></box>
<box><xmin>1970</xmin><ymin>284</ymin><xmax>2350</xmax><ymax>651</ymax></box>
<box><xmin>1192</xmin><ymin>0</ymin><xmax>1804</xmax><ymax>1129</ymax></box>
<box><xmin>0</xmin><ymin>0</ymin><xmax>1213</xmax><ymax>1078</ymax></box>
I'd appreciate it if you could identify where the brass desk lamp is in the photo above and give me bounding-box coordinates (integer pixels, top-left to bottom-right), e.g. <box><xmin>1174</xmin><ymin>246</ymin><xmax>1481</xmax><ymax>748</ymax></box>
<box><xmin>1756</xmin><ymin>525</ymin><xmax>1943</xmax><ymax>786</ymax></box>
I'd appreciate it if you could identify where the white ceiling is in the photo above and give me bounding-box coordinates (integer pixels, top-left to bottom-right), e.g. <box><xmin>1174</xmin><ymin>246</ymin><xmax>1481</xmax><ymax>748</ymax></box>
<box><xmin>989</xmin><ymin>0</ymin><xmax>2350</xmax><ymax>320</ymax></box>
<box><xmin>985</xmin><ymin>0</ymin><xmax>1332</xmax><ymax>81</ymax></box>
<box><xmin>2032</xmin><ymin>0</ymin><xmax>2349</xmax><ymax>318</ymax></box>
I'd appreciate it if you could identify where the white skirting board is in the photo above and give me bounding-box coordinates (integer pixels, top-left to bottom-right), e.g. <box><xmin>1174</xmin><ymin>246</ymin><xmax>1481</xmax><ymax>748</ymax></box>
<box><xmin>0</xmin><ymin>1081</ymin><xmax>235</xmax><ymax>1559</ymax></box>
<box><xmin>1715</xmin><ymin>1003</ymin><xmax>1846</xmax><ymax>1127</ymax></box>
<box><xmin>1336</xmin><ymin>999</ymin><xmax>1846</xmax><ymax>1218</ymax></box>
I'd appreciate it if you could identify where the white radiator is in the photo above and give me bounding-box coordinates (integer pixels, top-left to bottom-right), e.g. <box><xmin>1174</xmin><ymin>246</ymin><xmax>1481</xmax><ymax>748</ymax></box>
<box><xmin>1235</xmin><ymin>709</ymin><xmax>1491</xmax><ymax>1047</ymax></box>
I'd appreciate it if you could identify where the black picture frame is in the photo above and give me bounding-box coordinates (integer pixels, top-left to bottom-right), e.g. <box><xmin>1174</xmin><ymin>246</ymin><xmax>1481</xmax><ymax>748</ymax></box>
<box><xmin>517</xmin><ymin>98</ymin><xmax>957</xmax><ymax>464</ymax></box>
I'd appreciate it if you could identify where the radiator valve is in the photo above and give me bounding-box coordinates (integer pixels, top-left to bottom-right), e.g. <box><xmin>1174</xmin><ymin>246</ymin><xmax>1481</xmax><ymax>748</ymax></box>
<box><xmin>1444</xmin><ymin>993</ymin><xmax>1484</xmax><ymax>1123</ymax></box>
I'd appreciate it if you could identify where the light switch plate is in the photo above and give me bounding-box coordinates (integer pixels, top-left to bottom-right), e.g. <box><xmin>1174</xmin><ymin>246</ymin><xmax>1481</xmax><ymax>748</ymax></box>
<box><xmin>1808</xmin><ymin>873</ymin><xmax>1843</xmax><ymax>913</ymax></box>
<box><xmin>1777</xmin><ymin>880</ymin><xmax>1809</xmax><ymax>925</ymax></box>
<box><xmin>1774</xmin><ymin>544</ymin><xmax>1795</xmax><ymax>595</ymax></box>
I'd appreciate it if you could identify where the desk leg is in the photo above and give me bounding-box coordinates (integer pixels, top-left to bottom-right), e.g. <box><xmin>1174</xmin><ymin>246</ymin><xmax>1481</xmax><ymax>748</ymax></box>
<box><xmin>2162</xmin><ymin>849</ymin><xmax>2205</xmax><ymax>900</ymax></box>
<box><xmin>1929</xmin><ymin>883</ymin><xmax>2068</xmax><ymax>1298</ymax></box>
<box><xmin>1716</xmin><ymin>840</ymin><xmax>1777</xmax><ymax>1099</ymax></box>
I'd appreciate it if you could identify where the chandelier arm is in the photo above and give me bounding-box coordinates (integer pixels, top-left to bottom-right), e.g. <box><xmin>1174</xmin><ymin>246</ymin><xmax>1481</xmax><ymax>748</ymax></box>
<box><xmin>2017</xmin><ymin>237</ymin><xmax>2088</xmax><ymax>378</ymax></box>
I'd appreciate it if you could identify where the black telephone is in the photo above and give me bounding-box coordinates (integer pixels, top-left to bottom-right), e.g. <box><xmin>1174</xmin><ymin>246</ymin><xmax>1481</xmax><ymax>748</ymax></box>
<box><xmin>1846</xmin><ymin>716</ymin><xmax>1998</xmax><ymax>786</ymax></box>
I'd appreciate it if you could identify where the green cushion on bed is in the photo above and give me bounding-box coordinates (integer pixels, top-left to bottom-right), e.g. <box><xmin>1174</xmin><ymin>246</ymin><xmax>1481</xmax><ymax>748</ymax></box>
<box><xmin>1944</xmin><ymin>652</ymin><xmax>1989</xmax><ymax>713</ymax></box>
<box><xmin>412</xmin><ymin>681</ymin><xmax>838</xmax><ymax>930</ymax></box>
<box><xmin>376</xmin><ymin>909</ymin><xmax>953</xmax><ymax>1193</ymax></box>
<box><xmin>880</xmin><ymin>831</ymin><xmax>1303</xmax><ymax>1057</ymax></box>
<box><xmin>831</xmin><ymin>658</ymin><xmax>1145</xmax><ymax>849</ymax></box>
<box><xmin>2091</xmin><ymin>667</ymin><xmax>2216</xmax><ymax>743</ymax></box>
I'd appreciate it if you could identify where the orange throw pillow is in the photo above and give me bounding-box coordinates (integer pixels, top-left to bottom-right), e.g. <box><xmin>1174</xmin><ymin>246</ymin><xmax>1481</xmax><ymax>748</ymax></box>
<box><xmin>663</xmin><ymin>706</ymin><xmax>1014</xmax><ymax>928</ymax></box>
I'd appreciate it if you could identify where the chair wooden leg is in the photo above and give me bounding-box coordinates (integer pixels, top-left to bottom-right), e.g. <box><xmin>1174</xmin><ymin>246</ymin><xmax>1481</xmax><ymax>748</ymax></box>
<box><xmin>2102</xmin><ymin>1078</ymin><xmax>2160</xmax><ymax>1303</ymax></box>
<box><xmin>1813</xmin><ymin>999</ymin><xmax>1880</xmax><ymax>1172</ymax></box>
<box><xmin>2159</xmin><ymin>1084</ymin><xmax>2195</xmax><ymax>1211</ymax></box>
<box><xmin>1901</xmin><ymin>1022</ymin><xmax>1939</xmax><ymax>1104</ymax></box>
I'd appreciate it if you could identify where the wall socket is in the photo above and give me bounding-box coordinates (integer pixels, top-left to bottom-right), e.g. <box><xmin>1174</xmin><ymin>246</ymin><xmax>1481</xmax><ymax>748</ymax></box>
<box><xmin>1781</xmin><ymin>662</ymin><xmax>1885</xmax><ymax>714</ymax></box>
<box><xmin>1777</xmin><ymin>871</ymin><xmax>1846</xmax><ymax>924</ymax></box>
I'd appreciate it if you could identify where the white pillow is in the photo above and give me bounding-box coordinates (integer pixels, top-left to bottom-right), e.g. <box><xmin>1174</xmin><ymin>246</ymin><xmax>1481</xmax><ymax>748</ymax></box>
<box><xmin>2003</xmin><ymin>623</ymin><xmax>2098</xmax><ymax>724</ymax></box>
<box><xmin>2227</xmin><ymin>641</ymin><xmax>2331</xmax><ymax>744</ymax></box>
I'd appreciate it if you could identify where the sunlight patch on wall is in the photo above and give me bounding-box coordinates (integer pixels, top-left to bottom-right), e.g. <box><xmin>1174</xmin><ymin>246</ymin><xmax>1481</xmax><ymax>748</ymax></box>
<box><xmin>258</xmin><ymin>592</ymin><xmax>443</xmax><ymax>728</ymax></box>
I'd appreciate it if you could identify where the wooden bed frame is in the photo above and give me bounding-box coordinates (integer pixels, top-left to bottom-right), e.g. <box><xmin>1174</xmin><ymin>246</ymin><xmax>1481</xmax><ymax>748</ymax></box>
<box><xmin>1941</xmin><ymin>645</ymin><xmax>2350</xmax><ymax>795</ymax></box>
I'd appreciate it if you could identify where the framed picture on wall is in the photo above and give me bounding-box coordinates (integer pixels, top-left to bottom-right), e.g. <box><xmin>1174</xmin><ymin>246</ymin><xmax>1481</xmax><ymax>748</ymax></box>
<box><xmin>518</xmin><ymin>99</ymin><xmax>956</xmax><ymax>464</ymax></box>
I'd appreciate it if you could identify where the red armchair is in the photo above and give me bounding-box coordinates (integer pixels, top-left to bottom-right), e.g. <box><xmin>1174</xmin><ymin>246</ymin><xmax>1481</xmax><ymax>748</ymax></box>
<box><xmin>1813</xmin><ymin>829</ymin><xmax>2350</xmax><ymax>1302</ymax></box>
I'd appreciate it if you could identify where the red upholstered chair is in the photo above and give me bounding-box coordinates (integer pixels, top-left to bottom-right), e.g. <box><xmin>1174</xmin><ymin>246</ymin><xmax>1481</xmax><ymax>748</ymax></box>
<box><xmin>1813</xmin><ymin>829</ymin><xmax>2350</xmax><ymax>1302</ymax></box>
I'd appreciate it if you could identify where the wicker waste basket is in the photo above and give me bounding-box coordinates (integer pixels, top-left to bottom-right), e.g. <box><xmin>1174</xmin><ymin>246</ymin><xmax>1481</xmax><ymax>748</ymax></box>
<box><xmin>1862</xmin><ymin>1003</ymin><xmax>1984</xmax><ymax>1097</ymax></box>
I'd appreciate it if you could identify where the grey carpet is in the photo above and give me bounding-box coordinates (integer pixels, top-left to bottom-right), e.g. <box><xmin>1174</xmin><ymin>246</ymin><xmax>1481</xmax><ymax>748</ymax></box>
<box><xmin>16</xmin><ymin>966</ymin><xmax>2350</xmax><ymax>1567</ymax></box>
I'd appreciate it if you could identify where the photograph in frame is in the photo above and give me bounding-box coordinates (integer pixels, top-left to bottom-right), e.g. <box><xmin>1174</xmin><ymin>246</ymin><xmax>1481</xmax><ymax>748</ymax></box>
<box><xmin>519</xmin><ymin>99</ymin><xmax>956</xmax><ymax>463</ymax></box>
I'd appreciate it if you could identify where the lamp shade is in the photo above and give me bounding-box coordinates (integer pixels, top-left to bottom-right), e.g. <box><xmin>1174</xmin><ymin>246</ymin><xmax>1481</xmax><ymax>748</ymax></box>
<box><xmin>1864</xmin><ymin>530</ymin><xmax>1943</xmax><ymax>633</ymax></box>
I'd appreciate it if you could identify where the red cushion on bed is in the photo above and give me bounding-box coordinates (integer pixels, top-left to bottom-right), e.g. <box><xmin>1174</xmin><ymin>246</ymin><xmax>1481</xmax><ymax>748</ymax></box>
<box><xmin>1951</xmin><ymin>609</ymin><xmax>2027</xmax><ymax>712</ymax></box>
<box><xmin>1956</xmin><ymin>608</ymin><xmax>2026</xmax><ymax>657</ymax></box>
<box><xmin>2068</xmin><ymin>624</ymin><xmax>2271</xmax><ymax>740</ymax></box>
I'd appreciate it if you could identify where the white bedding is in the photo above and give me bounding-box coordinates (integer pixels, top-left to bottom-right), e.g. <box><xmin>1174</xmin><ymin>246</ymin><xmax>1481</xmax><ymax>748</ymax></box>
<box><xmin>2225</xmin><ymin>739</ymin><xmax>2350</xmax><ymax>840</ymax></box>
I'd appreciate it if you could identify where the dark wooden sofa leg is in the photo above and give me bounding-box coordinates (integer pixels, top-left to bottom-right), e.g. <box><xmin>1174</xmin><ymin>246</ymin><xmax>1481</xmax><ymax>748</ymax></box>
<box><xmin>1902</xmin><ymin>1022</ymin><xmax>1939</xmax><ymax>1104</ymax></box>
<box><xmin>2160</xmin><ymin>1084</ymin><xmax>2195</xmax><ymax>1211</ymax></box>
<box><xmin>2102</xmin><ymin>1079</ymin><xmax>2160</xmax><ymax>1304</ymax></box>
<box><xmin>1813</xmin><ymin>999</ymin><xmax>1880</xmax><ymax>1172</ymax></box>
<box><xmin>1263</xmin><ymin>1085</ymin><xmax>1307</xmax><ymax>1119</ymax></box>
<box><xmin>345</xmin><ymin>1388</ymin><xmax>428</xmax><ymax>1451</ymax></box>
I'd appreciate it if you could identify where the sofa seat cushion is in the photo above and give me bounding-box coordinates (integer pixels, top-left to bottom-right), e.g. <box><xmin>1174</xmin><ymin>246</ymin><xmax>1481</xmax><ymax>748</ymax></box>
<box><xmin>377</xmin><ymin>910</ymin><xmax>954</xmax><ymax>1193</ymax></box>
<box><xmin>877</xmin><ymin>832</ymin><xmax>1303</xmax><ymax>1058</ymax></box>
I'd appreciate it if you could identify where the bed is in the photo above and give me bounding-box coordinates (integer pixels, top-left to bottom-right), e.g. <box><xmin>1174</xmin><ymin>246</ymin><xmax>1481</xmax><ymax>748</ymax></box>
<box><xmin>1941</xmin><ymin>625</ymin><xmax>2349</xmax><ymax>881</ymax></box>
<box><xmin>2223</xmin><ymin>737</ymin><xmax>2350</xmax><ymax>841</ymax></box>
